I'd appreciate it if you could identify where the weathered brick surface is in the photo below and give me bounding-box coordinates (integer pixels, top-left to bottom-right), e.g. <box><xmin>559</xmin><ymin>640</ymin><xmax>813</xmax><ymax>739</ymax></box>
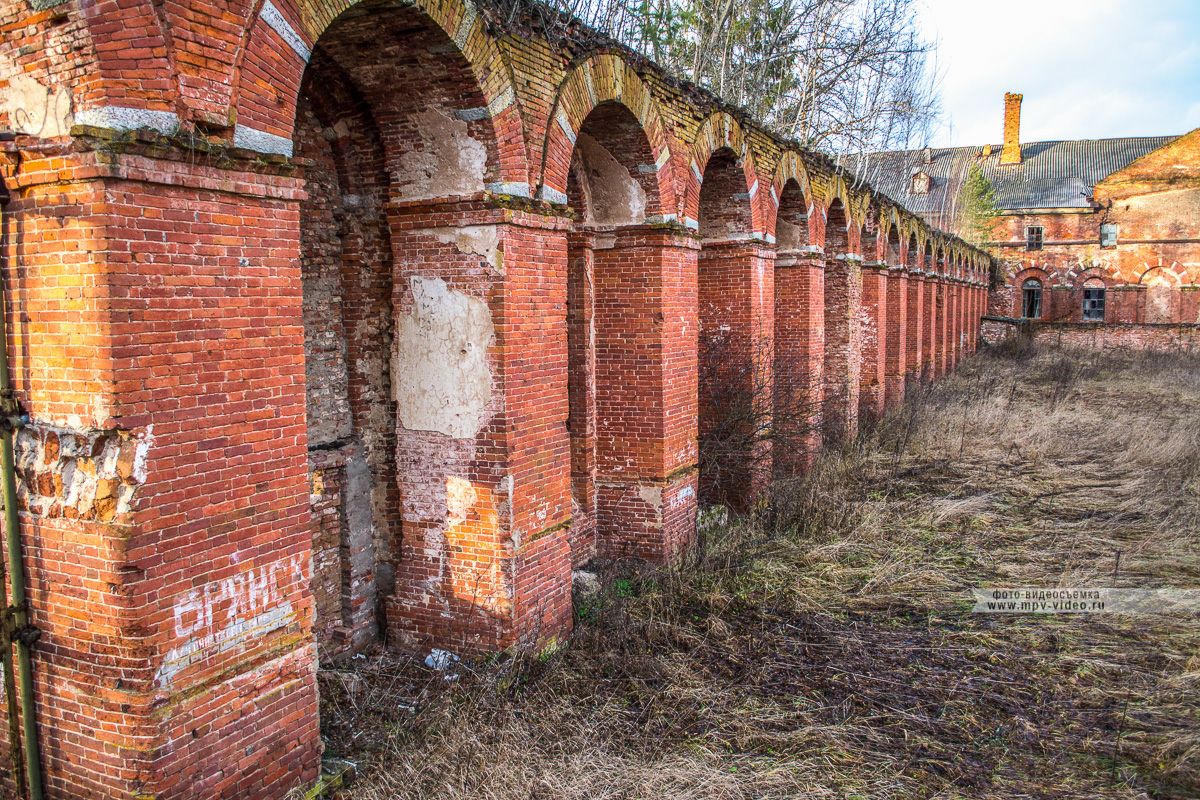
<box><xmin>986</xmin><ymin>129</ymin><xmax>1199</xmax><ymax>331</ymax></box>
<box><xmin>982</xmin><ymin>317</ymin><xmax>1200</xmax><ymax>353</ymax></box>
<box><xmin>0</xmin><ymin>0</ymin><xmax>992</xmax><ymax>793</ymax></box>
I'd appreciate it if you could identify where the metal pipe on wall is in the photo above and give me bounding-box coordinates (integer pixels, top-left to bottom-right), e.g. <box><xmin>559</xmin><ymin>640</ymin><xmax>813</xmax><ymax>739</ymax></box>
<box><xmin>0</xmin><ymin>176</ymin><xmax>44</xmax><ymax>800</ymax></box>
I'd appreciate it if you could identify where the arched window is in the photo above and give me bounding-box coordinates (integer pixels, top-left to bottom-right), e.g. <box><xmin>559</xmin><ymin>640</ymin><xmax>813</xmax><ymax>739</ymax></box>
<box><xmin>1022</xmin><ymin>278</ymin><xmax>1042</xmax><ymax>319</ymax></box>
<box><xmin>1083</xmin><ymin>278</ymin><xmax>1106</xmax><ymax>322</ymax></box>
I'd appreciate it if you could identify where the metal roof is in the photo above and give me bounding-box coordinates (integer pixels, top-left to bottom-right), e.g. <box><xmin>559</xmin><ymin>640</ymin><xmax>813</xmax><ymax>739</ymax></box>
<box><xmin>851</xmin><ymin>136</ymin><xmax>1179</xmax><ymax>223</ymax></box>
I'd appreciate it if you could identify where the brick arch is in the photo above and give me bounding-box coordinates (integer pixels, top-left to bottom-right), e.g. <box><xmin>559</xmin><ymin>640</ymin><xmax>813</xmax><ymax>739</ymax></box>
<box><xmin>951</xmin><ymin>245</ymin><xmax>965</xmax><ymax>278</ymax></box>
<box><xmin>904</xmin><ymin>230</ymin><xmax>921</xmax><ymax>269</ymax></box>
<box><xmin>882</xmin><ymin>208</ymin><xmax>904</xmax><ymax>265</ymax></box>
<box><xmin>816</xmin><ymin>176</ymin><xmax>859</xmax><ymax>252</ymax></box>
<box><xmin>1015</xmin><ymin>266</ymin><xmax>1051</xmax><ymax>284</ymax></box>
<box><xmin>685</xmin><ymin>112</ymin><xmax>764</xmax><ymax>234</ymax></box>
<box><xmin>931</xmin><ymin>238</ymin><xmax>949</xmax><ymax>275</ymax></box>
<box><xmin>1076</xmin><ymin>267</ymin><xmax>1109</xmax><ymax>287</ymax></box>
<box><xmin>228</xmin><ymin>0</ymin><xmax>527</xmax><ymax>185</ymax></box>
<box><xmin>1137</xmin><ymin>263</ymin><xmax>1185</xmax><ymax>287</ymax></box>
<box><xmin>538</xmin><ymin>53</ymin><xmax>675</xmax><ymax>215</ymax></box>
<box><xmin>862</xmin><ymin>200</ymin><xmax>884</xmax><ymax>262</ymax></box>
<box><xmin>766</xmin><ymin>150</ymin><xmax>813</xmax><ymax>244</ymax></box>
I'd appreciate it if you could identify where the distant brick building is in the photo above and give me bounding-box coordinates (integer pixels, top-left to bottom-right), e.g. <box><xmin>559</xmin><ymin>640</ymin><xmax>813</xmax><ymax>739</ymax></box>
<box><xmin>861</xmin><ymin>94</ymin><xmax>1200</xmax><ymax>337</ymax></box>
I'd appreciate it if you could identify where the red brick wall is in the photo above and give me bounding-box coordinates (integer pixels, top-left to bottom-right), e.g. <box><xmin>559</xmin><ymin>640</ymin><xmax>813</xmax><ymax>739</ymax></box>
<box><xmin>982</xmin><ymin>318</ymin><xmax>1200</xmax><ymax>353</ymax></box>
<box><xmin>0</xmin><ymin>0</ymin><xmax>993</xmax><ymax>793</ymax></box>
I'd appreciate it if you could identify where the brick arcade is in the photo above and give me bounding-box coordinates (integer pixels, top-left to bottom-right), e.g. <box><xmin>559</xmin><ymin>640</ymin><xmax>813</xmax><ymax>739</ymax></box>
<box><xmin>0</xmin><ymin>0</ymin><xmax>992</xmax><ymax>795</ymax></box>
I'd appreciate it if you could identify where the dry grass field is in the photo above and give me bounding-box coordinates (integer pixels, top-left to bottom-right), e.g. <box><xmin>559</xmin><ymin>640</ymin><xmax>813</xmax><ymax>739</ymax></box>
<box><xmin>317</xmin><ymin>342</ymin><xmax>1200</xmax><ymax>800</ymax></box>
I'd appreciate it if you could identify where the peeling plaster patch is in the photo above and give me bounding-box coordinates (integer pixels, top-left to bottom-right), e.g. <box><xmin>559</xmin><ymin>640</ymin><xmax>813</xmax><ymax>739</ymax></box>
<box><xmin>684</xmin><ymin>216</ymin><xmax>699</xmax><ymax>231</ymax></box>
<box><xmin>393</xmin><ymin>276</ymin><xmax>495</xmax><ymax>439</ymax></box>
<box><xmin>655</xmin><ymin>146</ymin><xmax>671</xmax><ymax>171</ymax></box>
<box><xmin>446</xmin><ymin>475</ymin><xmax>476</xmax><ymax>527</ymax></box>
<box><xmin>576</xmin><ymin>132</ymin><xmax>646</xmax><ymax>225</ymax></box>
<box><xmin>425</xmin><ymin>225</ymin><xmax>502</xmax><ymax>273</ymax></box>
<box><xmin>0</xmin><ymin>73</ymin><xmax>72</xmax><ymax>137</ymax></box>
<box><xmin>396</xmin><ymin>108</ymin><xmax>487</xmax><ymax>200</ymax></box>
<box><xmin>638</xmin><ymin>484</ymin><xmax>664</xmax><ymax>523</ymax></box>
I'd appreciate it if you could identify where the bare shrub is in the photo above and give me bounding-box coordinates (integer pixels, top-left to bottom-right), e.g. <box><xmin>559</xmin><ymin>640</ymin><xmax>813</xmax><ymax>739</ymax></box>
<box><xmin>320</xmin><ymin>344</ymin><xmax>1200</xmax><ymax>800</ymax></box>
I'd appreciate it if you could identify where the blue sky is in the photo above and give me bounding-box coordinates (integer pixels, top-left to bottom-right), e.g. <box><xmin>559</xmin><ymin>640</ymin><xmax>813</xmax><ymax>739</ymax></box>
<box><xmin>918</xmin><ymin>0</ymin><xmax>1200</xmax><ymax>147</ymax></box>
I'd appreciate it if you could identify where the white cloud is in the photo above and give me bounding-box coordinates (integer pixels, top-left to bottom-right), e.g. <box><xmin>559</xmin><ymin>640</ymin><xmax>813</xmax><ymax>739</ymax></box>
<box><xmin>919</xmin><ymin>0</ymin><xmax>1200</xmax><ymax>146</ymax></box>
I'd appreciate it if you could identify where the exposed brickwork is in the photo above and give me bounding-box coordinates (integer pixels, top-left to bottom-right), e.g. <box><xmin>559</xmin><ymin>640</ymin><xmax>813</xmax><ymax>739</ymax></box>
<box><xmin>982</xmin><ymin>317</ymin><xmax>1200</xmax><ymax>353</ymax></box>
<box><xmin>0</xmin><ymin>0</ymin><xmax>991</xmax><ymax>794</ymax></box>
<box><xmin>986</xmin><ymin>129</ymin><xmax>1199</xmax><ymax>332</ymax></box>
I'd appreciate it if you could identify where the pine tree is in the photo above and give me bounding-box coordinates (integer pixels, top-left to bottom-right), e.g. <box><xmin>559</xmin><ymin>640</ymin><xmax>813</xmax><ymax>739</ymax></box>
<box><xmin>958</xmin><ymin>164</ymin><xmax>1000</xmax><ymax>246</ymax></box>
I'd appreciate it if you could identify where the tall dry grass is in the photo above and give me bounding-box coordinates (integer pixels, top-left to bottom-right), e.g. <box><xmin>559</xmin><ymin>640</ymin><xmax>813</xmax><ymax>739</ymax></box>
<box><xmin>316</xmin><ymin>342</ymin><xmax>1200</xmax><ymax>800</ymax></box>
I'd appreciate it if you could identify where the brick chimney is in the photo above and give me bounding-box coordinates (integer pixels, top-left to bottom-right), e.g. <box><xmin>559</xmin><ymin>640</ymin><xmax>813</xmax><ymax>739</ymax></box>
<box><xmin>1000</xmin><ymin>92</ymin><xmax>1023</xmax><ymax>165</ymax></box>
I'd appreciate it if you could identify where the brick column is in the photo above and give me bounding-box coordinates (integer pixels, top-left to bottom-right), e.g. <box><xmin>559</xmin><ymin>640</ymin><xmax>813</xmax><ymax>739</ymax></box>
<box><xmin>964</xmin><ymin>284</ymin><xmax>973</xmax><ymax>355</ymax></box>
<box><xmin>949</xmin><ymin>281</ymin><xmax>961</xmax><ymax>369</ymax></box>
<box><xmin>592</xmin><ymin>226</ymin><xmax>698</xmax><ymax>563</ymax></box>
<box><xmin>822</xmin><ymin>254</ymin><xmax>863</xmax><ymax>441</ymax></box>
<box><xmin>698</xmin><ymin>239</ymin><xmax>774</xmax><ymax>508</ymax></box>
<box><xmin>905</xmin><ymin>272</ymin><xmax>925</xmax><ymax>388</ymax></box>
<box><xmin>386</xmin><ymin>200</ymin><xmax>573</xmax><ymax>654</ymax></box>
<box><xmin>774</xmin><ymin>247</ymin><xmax>824</xmax><ymax>475</ymax></box>
<box><xmin>934</xmin><ymin>278</ymin><xmax>948</xmax><ymax>377</ymax></box>
<box><xmin>858</xmin><ymin>262</ymin><xmax>888</xmax><ymax>423</ymax></box>
<box><xmin>884</xmin><ymin>267</ymin><xmax>909</xmax><ymax>407</ymax></box>
<box><xmin>922</xmin><ymin>275</ymin><xmax>938</xmax><ymax>380</ymax></box>
<box><xmin>966</xmin><ymin>284</ymin><xmax>976</xmax><ymax>354</ymax></box>
<box><xmin>0</xmin><ymin>145</ymin><xmax>322</xmax><ymax>799</ymax></box>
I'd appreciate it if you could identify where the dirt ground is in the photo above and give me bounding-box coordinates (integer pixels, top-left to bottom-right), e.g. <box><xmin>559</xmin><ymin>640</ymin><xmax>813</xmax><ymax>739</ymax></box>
<box><xmin>316</xmin><ymin>341</ymin><xmax>1200</xmax><ymax>800</ymax></box>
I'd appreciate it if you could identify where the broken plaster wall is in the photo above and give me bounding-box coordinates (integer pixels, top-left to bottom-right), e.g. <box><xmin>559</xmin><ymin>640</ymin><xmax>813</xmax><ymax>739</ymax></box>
<box><xmin>388</xmin><ymin>221</ymin><xmax>514</xmax><ymax>649</ymax></box>
<box><xmin>572</xmin><ymin>132</ymin><xmax>647</xmax><ymax>226</ymax></box>
<box><xmin>296</xmin><ymin>94</ymin><xmax>391</xmax><ymax>658</ymax></box>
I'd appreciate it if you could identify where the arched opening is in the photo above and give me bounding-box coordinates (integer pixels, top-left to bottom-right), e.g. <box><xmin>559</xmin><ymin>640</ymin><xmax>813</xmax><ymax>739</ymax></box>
<box><xmin>905</xmin><ymin>234</ymin><xmax>923</xmax><ymax>383</ymax></box>
<box><xmin>565</xmin><ymin>101</ymin><xmax>679</xmax><ymax>563</ymax></box>
<box><xmin>697</xmin><ymin>148</ymin><xmax>761</xmax><ymax>507</ymax></box>
<box><xmin>886</xmin><ymin>225</ymin><xmax>901</xmax><ymax>266</ymax></box>
<box><xmin>821</xmin><ymin>199</ymin><xmax>856</xmax><ymax>441</ymax></box>
<box><xmin>1022</xmin><ymin>278</ymin><xmax>1043</xmax><ymax>319</ymax></box>
<box><xmin>922</xmin><ymin>243</ymin><xmax>938</xmax><ymax>377</ymax></box>
<box><xmin>858</xmin><ymin>206</ymin><xmax>886</xmax><ymax>422</ymax></box>
<box><xmin>883</xmin><ymin>225</ymin><xmax>906</xmax><ymax>406</ymax></box>
<box><xmin>295</xmin><ymin>0</ymin><xmax>511</xmax><ymax>655</ymax></box>
<box><xmin>1141</xmin><ymin>268</ymin><xmax>1179</xmax><ymax>323</ymax></box>
<box><xmin>772</xmin><ymin>178</ymin><xmax>819</xmax><ymax>475</ymax></box>
<box><xmin>776</xmin><ymin>181</ymin><xmax>809</xmax><ymax>252</ymax></box>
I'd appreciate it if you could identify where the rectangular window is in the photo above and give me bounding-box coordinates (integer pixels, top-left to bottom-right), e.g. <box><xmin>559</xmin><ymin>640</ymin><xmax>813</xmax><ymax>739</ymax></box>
<box><xmin>1100</xmin><ymin>223</ymin><xmax>1118</xmax><ymax>248</ymax></box>
<box><xmin>1083</xmin><ymin>288</ymin><xmax>1105</xmax><ymax>322</ymax></box>
<box><xmin>1025</xmin><ymin>226</ymin><xmax>1044</xmax><ymax>251</ymax></box>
